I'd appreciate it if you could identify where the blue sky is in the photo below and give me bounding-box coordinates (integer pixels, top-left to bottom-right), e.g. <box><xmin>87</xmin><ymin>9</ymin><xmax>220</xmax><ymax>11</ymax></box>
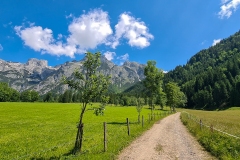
<box><xmin>1</xmin><ymin>0</ymin><xmax>240</xmax><ymax>71</ymax></box>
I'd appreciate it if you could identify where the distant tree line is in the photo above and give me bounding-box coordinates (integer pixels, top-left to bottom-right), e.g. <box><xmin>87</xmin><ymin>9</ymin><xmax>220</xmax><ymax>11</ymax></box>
<box><xmin>40</xmin><ymin>60</ymin><xmax>186</xmax><ymax>112</ymax></box>
<box><xmin>0</xmin><ymin>61</ymin><xmax>187</xmax><ymax>113</ymax></box>
<box><xmin>0</xmin><ymin>82</ymin><xmax>39</xmax><ymax>102</ymax></box>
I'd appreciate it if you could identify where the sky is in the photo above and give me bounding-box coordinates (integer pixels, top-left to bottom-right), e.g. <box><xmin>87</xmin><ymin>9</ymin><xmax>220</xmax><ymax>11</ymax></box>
<box><xmin>1</xmin><ymin>0</ymin><xmax>240</xmax><ymax>71</ymax></box>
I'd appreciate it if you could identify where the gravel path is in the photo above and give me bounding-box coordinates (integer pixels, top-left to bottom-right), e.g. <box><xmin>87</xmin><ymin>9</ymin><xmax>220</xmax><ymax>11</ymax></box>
<box><xmin>117</xmin><ymin>112</ymin><xmax>215</xmax><ymax>160</ymax></box>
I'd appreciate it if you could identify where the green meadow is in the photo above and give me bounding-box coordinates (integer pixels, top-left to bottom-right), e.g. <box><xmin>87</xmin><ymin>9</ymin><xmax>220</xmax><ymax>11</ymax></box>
<box><xmin>180</xmin><ymin>108</ymin><xmax>240</xmax><ymax>160</ymax></box>
<box><xmin>0</xmin><ymin>102</ymin><xmax>170</xmax><ymax>159</ymax></box>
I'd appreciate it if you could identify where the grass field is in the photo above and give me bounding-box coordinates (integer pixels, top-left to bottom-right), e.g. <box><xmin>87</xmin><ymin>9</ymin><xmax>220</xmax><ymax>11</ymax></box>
<box><xmin>179</xmin><ymin>107</ymin><xmax>240</xmax><ymax>160</ymax></box>
<box><xmin>0</xmin><ymin>102</ymin><xmax>170</xmax><ymax>159</ymax></box>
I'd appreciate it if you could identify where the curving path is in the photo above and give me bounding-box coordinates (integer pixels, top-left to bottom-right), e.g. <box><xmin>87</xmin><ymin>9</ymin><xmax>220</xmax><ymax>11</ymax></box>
<box><xmin>117</xmin><ymin>112</ymin><xmax>216</xmax><ymax>160</ymax></box>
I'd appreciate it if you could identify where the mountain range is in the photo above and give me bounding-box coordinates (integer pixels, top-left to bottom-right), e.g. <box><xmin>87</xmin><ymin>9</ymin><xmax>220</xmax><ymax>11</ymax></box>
<box><xmin>0</xmin><ymin>56</ymin><xmax>145</xmax><ymax>95</ymax></box>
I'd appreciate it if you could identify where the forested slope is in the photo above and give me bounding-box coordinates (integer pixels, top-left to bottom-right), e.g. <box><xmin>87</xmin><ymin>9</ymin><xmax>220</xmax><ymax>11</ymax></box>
<box><xmin>164</xmin><ymin>30</ymin><xmax>240</xmax><ymax>110</ymax></box>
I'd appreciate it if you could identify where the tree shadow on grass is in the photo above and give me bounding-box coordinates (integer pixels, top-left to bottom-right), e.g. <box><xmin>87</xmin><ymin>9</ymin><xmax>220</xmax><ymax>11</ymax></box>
<box><xmin>62</xmin><ymin>148</ymin><xmax>105</xmax><ymax>158</ymax></box>
<box><xmin>30</xmin><ymin>156</ymin><xmax>60</xmax><ymax>160</ymax></box>
<box><xmin>107</xmin><ymin>121</ymin><xmax>139</xmax><ymax>125</ymax></box>
<box><xmin>146</xmin><ymin>108</ymin><xmax>169</xmax><ymax>111</ymax></box>
<box><xmin>107</xmin><ymin>122</ymin><xmax>126</xmax><ymax>125</ymax></box>
<box><xmin>62</xmin><ymin>148</ymin><xmax>75</xmax><ymax>157</ymax></box>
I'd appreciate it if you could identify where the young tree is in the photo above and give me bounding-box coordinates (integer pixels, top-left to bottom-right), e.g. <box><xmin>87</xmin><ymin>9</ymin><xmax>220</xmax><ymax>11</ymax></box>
<box><xmin>136</xmin><ymin>97</ymin><xmax>144</xmax><ymax>123</ymax></box>
<box><xmin>62</xmin><ymin>90</ymin><xmax>70</xmax><ymax>103</ymax></box>
<box><xmin>20</xmin><ymin>90</ymin><xmax>31</xmax><ymax>102</ymax></box>
<box><xmin>0</xmin><ymin>82</ymin><xmax>20</xmax><ymax>102</ymax></box>
<box><xmin>20</xmin><ymin>90</ymin><xmax>39</xmax><ymax>102</ymax></box>
<box><xmin>156</xmin><ymin>88</ymin><xmax>167</xmax><ymax>110</ymax></box>
<box><xmin>43</xmin><ymin>92</ymin><xmax>54</xmax><ymax>102</ymax></box>
<box><xmin>143</xmin><ymin>61</ymin><xmax>164</xmax><ymax>116</ymax></box>
<box><xmin>94</xmin><ymin>95</ymin><xmax>109</xmax><ymax>116</ymax></box>
<box><xmin>165</xmin><ymin>82</ymin><xmax>187</xmax><ymax>111</ymax></box>
<box><xmin>63</xmin><ymin>52</ymin><xmax>110</xmax><ymax>154</ymax></box>
<box><xmin>10</xmin><ymin>88</ymin><xmax>20</xmax><ymax>102</ymax></box>
<box><xmin>30</xmin><ymin>90</ymin><xmax>39</xmax><ymax>102</ymax></box>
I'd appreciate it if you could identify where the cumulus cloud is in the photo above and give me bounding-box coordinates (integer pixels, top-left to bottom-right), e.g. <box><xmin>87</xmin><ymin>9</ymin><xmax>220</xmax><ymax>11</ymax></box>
<box><xmin>212</xmin><ymin>39</ymin><xmax>222</xmax><ymax>46</ymax></box>
<box><xmin>0</xmin><ymin>44</ymin><xmax>3</xmax><ymax>51</ymax></box>
<box><xmin>218</xmin><ymin>0</ymin><xmax>240</xmax><ymax>18</ymax></box>
<box><xmin>14</xmin><ymin>9</ymin><xmax>112</xmax><ymax>57</ymax></box>
<box><xmin>67</xmin><ymin>9</ymin><xmax>113</xmax><ymax>50</ymax></box>
<box><xmin>112</xmin><ymin>13</ymin><xmax>154</xmax><ymax>48</ymax></box>
<box><xmin>104</xmin><ymin>51</ymin><xmax>116</xmax><ymax>61</ymax></box>
<box><xmin>15</xmin><ymin>9</ymin><xmax>153</xmax><ymax>58</ymax></box>
<box><xmin>14</xmin><ymin>26</ymin><xmax>77</xmax><ymax>57</ymax></box>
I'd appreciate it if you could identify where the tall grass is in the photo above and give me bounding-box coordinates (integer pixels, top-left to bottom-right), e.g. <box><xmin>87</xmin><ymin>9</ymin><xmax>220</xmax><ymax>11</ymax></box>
<box><xmin>0</xmin><ymin>102</ymin><xmax>170</xmax><ymax>159</ymax></box>
<box><xmin>180</xmin><ymin>108</ymin><xmax>240</xmax><ymax>160</ymax></box>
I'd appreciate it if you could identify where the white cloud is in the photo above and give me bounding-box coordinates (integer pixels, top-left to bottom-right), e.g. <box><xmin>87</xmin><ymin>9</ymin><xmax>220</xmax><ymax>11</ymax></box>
<box><xmin>15</xmin><ymin>9</ymin><xmax>153</xmax><ymax>58</ymax></box>
<box><xmin>212</xmin><ymin>39</ymin><xmax>222</xmax><ymax>46</ymax></box>
<box><xmin>104</xmin><ymin>51</ymin><xmax>116</xmax><ymax>61</ymax></box>
<box><xmin>218</xmin><ymin>0</ymin><xmax>240</xmax><ymax>18</ymax></box>
<box><xmin>221</xmin><ymin>0</ymin><xmax>231</xmax><ymax>4</ymax></box>
<box><xmin>112</xmin><ymin>13</ymin><xmax>154</xmax><ymax>48</ymax></box>
<box><xmin>14</xmin><ymin>9</ymin><xmax>112</xmax><ymax>57</ymax></box>
<box><xmin>67</xmin><ymin>9</ymin><xmax>113</xmax><ymax>50</ymax></box>
<box><xmin>117</xmin><ymin>53</ymin><xmax>129</xmax><ymax>65</ymax></box>
<box><xmin>0</xmin><ymin>44</ymin><xmax>3</xmax><ymax>51</ymax></box>
<box><xmin>66</xmin><ymin>13</ymin><xmax>73</xmax><ymax>19</ymax></box>
<box><xmin>57</xmin><ymin>34</ymin><xmax>63</xmax><ymax>39</ymax></box>
<box><xmin>163</xmin><ymin>71</ymin><xmax>168</xmax><ymax>74</ymax></box>
<box><xmin>117</xmin><ymin>53</ymin><xmax>129</xmax><ymax>61</ymax></box>
<box><xmin>14</xmin><ymin>26</ymin><xmax>77</xmax><ymax>58</ymax></box>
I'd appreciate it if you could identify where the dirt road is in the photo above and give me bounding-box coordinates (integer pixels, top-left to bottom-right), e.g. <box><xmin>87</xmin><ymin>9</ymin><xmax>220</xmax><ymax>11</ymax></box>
<box><xmin>117</xmin><ymin>112</ymin><xmax>215</xmax><ymax>160</ymax></box>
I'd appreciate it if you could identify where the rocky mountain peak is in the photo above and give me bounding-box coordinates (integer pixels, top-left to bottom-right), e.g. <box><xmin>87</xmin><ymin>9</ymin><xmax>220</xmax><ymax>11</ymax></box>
<box><xmin>123</xmin><ymin>61</ymin><xmax>145</xmax><ymax>70</ymax></box>
<box><xmin>0</xmin><ymin>56</ymin><xmax>146</xmax><ymax>94</ymax></box>
<box><xmin>26</xmin><ymin>58</ymin><xmax>48</xmax><ymax>68</ymax></box>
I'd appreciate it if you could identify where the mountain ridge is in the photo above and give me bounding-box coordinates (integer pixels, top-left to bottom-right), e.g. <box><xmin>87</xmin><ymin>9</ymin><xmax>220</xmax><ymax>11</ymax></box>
<box><xmin>0</xmin><ymin>56</ymin><xmax>146</xmax><ymax>95</ymax></box>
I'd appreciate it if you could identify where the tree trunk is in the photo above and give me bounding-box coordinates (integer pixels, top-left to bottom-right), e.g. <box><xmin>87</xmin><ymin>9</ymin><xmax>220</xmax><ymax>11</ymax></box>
<box><xmin>73</xmin><ymin>103</ymin><xmax>87</xmax><ymax>154</ymax></box>
<box><xmin>138</xmin><ymin>114</ymin><xmax>140</xmax><ymax>123</ymax></box>
<box><xmin>73</xmin><ymin>123</ymin><xmax>84</xmax><ymax>154</ymax></box>
<box><xmin>151</xmin><ymin>98</ymin><xmax>154</xmax><ymax>120</ymax></box>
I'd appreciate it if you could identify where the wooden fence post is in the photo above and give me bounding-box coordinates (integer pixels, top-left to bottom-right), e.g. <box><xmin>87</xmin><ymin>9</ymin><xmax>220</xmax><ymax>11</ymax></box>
<box><xmin>103</xmin><ymin>122</ymin><xmax>107</xmax><ymax>152</ymax></box>
<box><xmin>138</xmin><ymin>115</ymin><xmax>140</xmax><ymax>124</ymax></box>
<box><xmin>142</xmin><ymin>115</ymin><xmax>144</xmax><ymax>128</ymax></box>
<box><xmin>210</xmin><ymin>124</ymin><xmax>214</xmax><ymax>133</ymax></box>
<box><xmin>200</xmin><ymin>119</ymin><xmax>202</xmax><ymax>130</ymax></box>
<box><xmin>127</xmin><ymin>118</ymin><xmax>130</xmax><ymax>136</ymax></box>
<box><xmin>148</xmin><ymin>114</ymin><xmax>150</xmax><ymax>123</ymax></box>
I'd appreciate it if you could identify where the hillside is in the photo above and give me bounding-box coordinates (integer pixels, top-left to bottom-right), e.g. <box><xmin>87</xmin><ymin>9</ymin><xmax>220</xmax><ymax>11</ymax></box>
<box><xmin>164</xmin><ymin>30</ymin><xmax>240</xmax><ymax>110</ymax></box>
<box><xmin>123</xmin><ymin>30</ymin><xmax>240</xmax><ymax>110</ymax></box>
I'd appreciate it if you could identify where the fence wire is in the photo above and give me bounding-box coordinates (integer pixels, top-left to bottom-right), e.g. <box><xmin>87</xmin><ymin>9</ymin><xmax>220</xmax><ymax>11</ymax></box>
<box><xmin>3</xmin><ymin>111</ymin><xmax>173</xmax><ymax>159</ymax></box>
<box><xmin>181</xmin><ymin>111</ymin><xmax>240</xmax><ymax>139</ymax></box>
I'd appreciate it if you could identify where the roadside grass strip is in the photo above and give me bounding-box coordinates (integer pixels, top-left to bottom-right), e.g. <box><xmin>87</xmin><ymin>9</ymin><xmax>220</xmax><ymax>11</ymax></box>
<box><xmin>180</xmin><ymin>108</ymin><xmax>240</xmax><ymax>160</ymax></box>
